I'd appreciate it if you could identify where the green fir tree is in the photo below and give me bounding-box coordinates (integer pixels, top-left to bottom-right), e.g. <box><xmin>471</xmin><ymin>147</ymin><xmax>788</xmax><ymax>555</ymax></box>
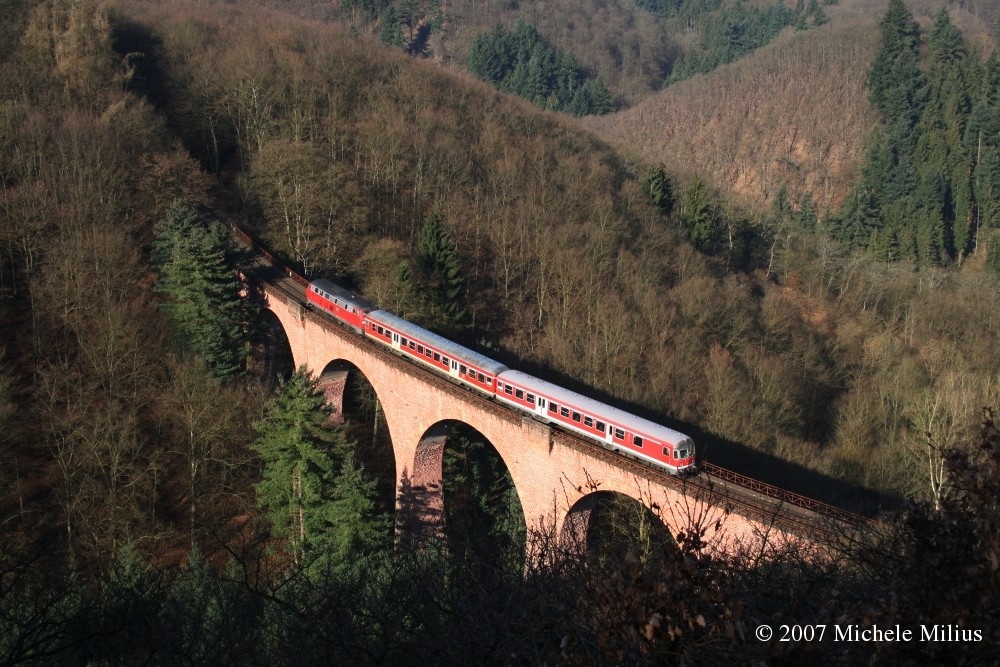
<box><xmin>409</xmin><ymin>212</ymin><xmax>469</xmax><ymax>336</ymax></box>
<box><xmin>153</xmin><ymin>202</ymin><xmax>251</xmax><ymax>378</ymax></box>
<box><xmin>253</xmin><ymin>370</ymin><xmax>342</xmax><ymax>566</ymax></box>
<box><xmin>643</xmin><ymin>165</ymin><xmax>675</xmax><ymax>216</ymax></box>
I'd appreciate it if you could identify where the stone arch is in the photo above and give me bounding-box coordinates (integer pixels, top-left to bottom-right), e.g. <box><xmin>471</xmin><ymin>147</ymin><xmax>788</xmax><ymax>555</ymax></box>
<box><xmin>252</xmin><ymin>308</ymin><xmax>294</xmax><ymax>387</ymax></box>
<box><xmin>316</xmin><ymin>357</ymin><xmax>397</xmax><ymax>516</ymax></box>
<box><xmin>398</xmin><ymin>419</ymin><xmax>526</xmax><ymax>556</ymax></box>
<box><xmin>316</xmin><ymin>359</ymin><xmax>352</xmax><ymax>425</ymax></box>
<box><xmin>260</xmin><ymin>299</ymin><xmax>307</xmax><ymax>371</ymax></box>
<box><xmin>561</xmin><ymin>490</ymin><xmax>677</xmax><ymax>559</ymax></box>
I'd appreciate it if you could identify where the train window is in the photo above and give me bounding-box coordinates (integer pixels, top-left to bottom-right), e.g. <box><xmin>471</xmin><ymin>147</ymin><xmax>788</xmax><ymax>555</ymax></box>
<box><xmin>515</xmin><ymin>389</ymin><xmax>524</xmax><ymax>399</ymax></box>
<box><xmin>401</xmin><ymin>337</ymin><xmax>408</xmax><ymax>346</ymax></box>
<box><xmin>614</xmin><ymin>428</ymin><xmax>625</xmax><ymax>439</ymax></box>
<box><xmin>426</xmin><ymin>349</ymin><xmax>433</xmax><ymax>358</ymax></box>
<box><xmin>460</xmin><ymin>365</ymin><xmax>467</xmax><ymax>375</ymax></box>
<box><xmin>409</xmin><ymin>341</ymin><xmax>416</xmax><ymax>350</ymax></box>
<box><xmin>504</xmin><ymin>385</ymin><xmax>513</xmax><ymax>395</ymax></box>
<box><xmin>560</xmin><ymin>407</ymin><xmax>569</xmax><ymax>418</ymax></box>
<box><xmin>676</xmin><ymin>448</ymin><xmax>689</xmax><ymax>459</ymax></box>
<box><xmin>478</xmin><ymin>372</ymin><xmax>485</xmax><ymax>382</ymax></box>
<box><xmin>526</xmin><ymin>393</ymin><xmax>535</xmax><ymax>404</ymax></box>
<box><xmin>634</xmin><ymin>436</ymin><xmax>643</xmax><ymax>448</ymax></box>
<box><xmin>663</xmin><ymin>447</ymin><xmax>671</xmax><ymax>458</ymax></box>
<box><xmin>584</xmin><ymin>416</ymin><xmax>593</xmax><ymax>427</ymax></box>
<box><xmin>487</xmin><ymin>378</ymin><xmax>493</xmax><ymax>385</ymax></box>
<box><xmin>572</xmin><ymin>412</ymin><xmax>581</xmax><ymax>423</ymax></box>
<box><xmin>377</xmin><ymin>326</ymin><xmax>384</xmax><ymax>335</ymax></box>
<box><xmin>417</xmin><ymin>345</ymin><xmax>424</xmax><ymax>354</ymax></box>
<box><xmin>443</xmin><ymin>357</ymin><xmax>449</xmax><ymax>366</ymax></box>
<box><xmin>596</xmin><ymin>421</ymin><xmax>606</xmax><ymax>432</ymax></box>
<box><xmin>549</xmin><ymin>402</ymin><xmax>558</xmax><ymax>413</ymax></box>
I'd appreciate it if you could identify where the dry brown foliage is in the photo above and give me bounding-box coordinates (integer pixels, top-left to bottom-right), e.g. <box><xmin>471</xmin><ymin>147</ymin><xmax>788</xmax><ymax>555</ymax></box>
<box><xmin>583</xmin><ymin>20</ymin><xmax>881</xmax><ymax>212</ymax></box>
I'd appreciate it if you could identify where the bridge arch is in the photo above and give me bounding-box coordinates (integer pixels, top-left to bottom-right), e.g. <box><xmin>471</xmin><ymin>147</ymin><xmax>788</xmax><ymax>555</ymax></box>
<box><xmin>316</xmin><ymin>358</ymin><xmax>397</xmax><ymax>515</ymax></box>
<box><xmin>398</xmin><ymin>420</ymin><xmax>526</xmax><ymax>560</ymax></box>
<box><xmin>562</xmin><ymin>490</ymin><xmax>678</xmax><ymax>562</ymax></box>
<box><xmin>251</xmin><ymin>308</ymin><xmax>294</xmax><ymax>386</ymax></box>
<box><xmin>245</xmin><ymin>272</ymin><xmax>814</xmax><ymax>560</ymax></box>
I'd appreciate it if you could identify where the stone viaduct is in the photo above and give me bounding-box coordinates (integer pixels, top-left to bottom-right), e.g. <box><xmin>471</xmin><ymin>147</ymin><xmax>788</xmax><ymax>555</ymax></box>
<box><xmin>240</xmin><ymin>252</ymin><xmax>835</xmax><ymax>557</ymax></box>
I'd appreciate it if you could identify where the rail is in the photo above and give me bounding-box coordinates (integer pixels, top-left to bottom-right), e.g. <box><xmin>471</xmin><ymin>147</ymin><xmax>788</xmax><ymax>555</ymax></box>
<box><xmin>699</xmin><ymin>462</ymin><xmax>874</xmax><ymax>526</ymax></box>
<box><xmin>232</xmin><ymin>225</ymin><xmax>310</xmax><ymax>288</ymax></box>
<box><xmin>230</xmin><ymin>223</ymin><xmax>874</xmax><ymax>532</ymax></box>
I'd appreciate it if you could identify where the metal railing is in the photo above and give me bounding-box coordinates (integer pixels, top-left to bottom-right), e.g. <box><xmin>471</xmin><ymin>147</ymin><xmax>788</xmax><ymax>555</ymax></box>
<box><xmin>232</xmin><ymin>223</ymin><xmax>874</xmax><ymax>532</ymax></box>
<box><xmin>232</xmin><ymin>225</ymin><xmax>310</xmax><ymax>288</ymax></box>
<box><xmin>699</xmin><ymin>461</ymin><xmax>873</xmax><ymax>525</ymax></box>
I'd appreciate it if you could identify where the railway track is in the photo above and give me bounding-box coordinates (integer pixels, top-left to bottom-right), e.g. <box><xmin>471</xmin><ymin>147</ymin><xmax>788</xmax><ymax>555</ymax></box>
<box><xmin>232</xmin><ymin>225</ymin><xmax>873</xmax><ymax>539</ymax></box>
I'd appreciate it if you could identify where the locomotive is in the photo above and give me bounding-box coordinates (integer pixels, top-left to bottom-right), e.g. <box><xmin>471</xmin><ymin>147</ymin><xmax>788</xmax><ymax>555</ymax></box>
<box><xmin>306</xmin><ymin>278</ymin><xmax>697</xmax><ymax>476</ymax></box>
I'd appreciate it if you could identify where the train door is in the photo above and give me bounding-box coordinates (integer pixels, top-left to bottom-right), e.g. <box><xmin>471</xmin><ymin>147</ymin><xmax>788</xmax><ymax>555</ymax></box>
<box><xmin>449</xmin><ymin>359</ymin><xmax>460</xmax><ymax>379</ymax></box>
<box><xmin>535</xmin><ymin>397</ymin><xmax>547</xmax><ymax>418</ymax></box>
<box><xmin>391</xmin><ymin>331</ymin><xmax>401</xmax><ymax>351</ymax></box>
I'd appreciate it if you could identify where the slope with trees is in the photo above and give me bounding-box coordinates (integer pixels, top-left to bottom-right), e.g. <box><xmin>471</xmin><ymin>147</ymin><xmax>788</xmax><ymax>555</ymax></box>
<box><xmin>836</xmin><ymin>3</ymin><xmax>1000</xmax><ymax>268</ymax></box>
<box><xmin>1</xmin><ymin>1</ymin><xmax>999</xmax><ymax>664</ymax></box>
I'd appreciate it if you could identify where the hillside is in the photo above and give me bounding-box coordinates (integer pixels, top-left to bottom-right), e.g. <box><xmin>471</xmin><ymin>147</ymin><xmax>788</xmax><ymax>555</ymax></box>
<box><xmin>582</xmin><ymin>19</ymin><xmax>880</xmax><ymax>211</ymax></box>
<box><xmin>3</xmin><ymin>1</ymin><xmax>1000</xmax><ymax>663</ymax></box>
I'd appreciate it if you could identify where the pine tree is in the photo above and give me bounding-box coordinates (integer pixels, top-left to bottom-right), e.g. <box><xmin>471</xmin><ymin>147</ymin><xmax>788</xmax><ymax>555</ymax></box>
<box><xmin>153</xmin><ymin>202</ymin><xmax>250</xmax><ymax>378</ymax></box>
<box><xmin>324</xmin><ymin>453</ymin><xmax>389</xmax><ymax>570</ymax></box>
<box><xmin>253</xmin><ymin>370</ymin><xmax>342</xmax><ymax>565</ymax></box>
<box><xmin>681</xmin><ymin>177</ymin><xmax>718</xmax><ymax>253</ymax></box>
<box><xmin>913</xmin><ymin>9</ymin><xmax>973</xmax><ymax>260</ymax></box>
<box><xmin>642</xmin><ymin>165</ymin><xmax>675</xmax><ymax>215</ymax></box>
<box><xmin>585</xmin><ymin>77</ymin><xmax>615</xmax><ymax>115</ymax></box>
<box><xmin>867</xmin><ymin>0</ymin><xmax>925</xmax><ymax>127</ymax></box>
<box><xmin>412</xmin><ymin>212</ymin><xmax>469</xmax><ymax>336</ymax></box>
<box><xmin>986</xmin><ymin>229</ymin><xmax>1000</xmax><ymax>275</ymax></box>
<box><xmin>795</xmin><ymin>193</ymin><xmax>818</xmax><ymax>231</ymax></box>
<box><xmin>379</xmin><ymin>4</ymin><xmax>404</xmax><ymax>48</ymax></box>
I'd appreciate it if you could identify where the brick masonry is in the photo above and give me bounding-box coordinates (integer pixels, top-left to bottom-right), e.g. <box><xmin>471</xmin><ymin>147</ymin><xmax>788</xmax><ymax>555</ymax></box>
<box><xmin>260</xmin><ymin>283</ymin><xmax>804</xmax><ymax>556</ymax></box>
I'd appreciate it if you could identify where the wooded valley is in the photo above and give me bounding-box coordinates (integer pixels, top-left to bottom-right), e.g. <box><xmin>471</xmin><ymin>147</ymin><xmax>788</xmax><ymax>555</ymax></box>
<box><xmin>1</xmin><ymin>0</ymin><xmax>999</xmax><ymax>663</ymax></box>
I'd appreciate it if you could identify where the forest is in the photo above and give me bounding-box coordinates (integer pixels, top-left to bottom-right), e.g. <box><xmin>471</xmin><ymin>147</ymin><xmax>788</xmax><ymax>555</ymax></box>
<box><xmin>0</xmin><ymin>0</ymin><xmax>999</xmax><ymax>663</ymax></box>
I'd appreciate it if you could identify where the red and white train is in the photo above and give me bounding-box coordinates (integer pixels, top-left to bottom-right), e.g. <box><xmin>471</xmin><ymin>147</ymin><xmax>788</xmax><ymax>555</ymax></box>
<box><xmin>305</xmin><ymin>278</ymin><xmax>697</xmax><ymax>475</ymax></box>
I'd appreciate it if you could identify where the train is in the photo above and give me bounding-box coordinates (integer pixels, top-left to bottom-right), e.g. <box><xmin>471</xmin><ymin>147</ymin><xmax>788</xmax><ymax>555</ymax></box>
<box><xmin>305</xmin><ymin>277</ymin><xmax>697</xmax><ymax>476</ymax></box>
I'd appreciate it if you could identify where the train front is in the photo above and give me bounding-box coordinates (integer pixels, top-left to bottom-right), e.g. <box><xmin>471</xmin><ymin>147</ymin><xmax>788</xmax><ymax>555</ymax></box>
<box><xmin>673</xmin><ymin>437</ymin><xmax>698</xmax><ymax>476</ymax></box>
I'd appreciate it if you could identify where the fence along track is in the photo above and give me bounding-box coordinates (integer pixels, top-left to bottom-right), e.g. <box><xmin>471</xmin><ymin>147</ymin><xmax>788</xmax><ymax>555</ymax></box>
<box><xmin>231</xmin><ymin>225</ymin><xmax>872</xmax><ymax>537</ymax></box>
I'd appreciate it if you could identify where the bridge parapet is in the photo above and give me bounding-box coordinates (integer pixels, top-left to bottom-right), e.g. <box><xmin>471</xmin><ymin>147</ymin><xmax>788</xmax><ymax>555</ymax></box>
<box><xmin>236</xmin><ymin>228</ymin><xmax>865</xmax><ymax>557</ymax></box>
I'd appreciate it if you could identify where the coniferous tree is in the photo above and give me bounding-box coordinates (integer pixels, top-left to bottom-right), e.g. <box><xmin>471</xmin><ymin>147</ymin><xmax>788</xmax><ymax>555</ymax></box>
<box><xmin>379</xmin><ymin>4</ymin><xmax>405</xmax><ymax>48</ymax></box>
<box><xmin>795</xmin><ymin>193</ymin><xmax>818</xmax><ymax>232</ymax></box>
<box><xmin>326</xmin><ymin>453</ymin><xmax>389</xmax><ymax>569</ymax></box>
<box><xmin>466</xmin><ymin>21</ymin><xmax>615</xmax><ymax>116</ymax></box>
<box><xmin>253</xmin><ymin>370</ymin><xmax>387</xmax><ymax>575</ymax></box>
<box><xmin>915</xmin><ymin>9</ymin><xmax>974</xmax><ymax>261</ymax></box>
<box><xmin>253</xmin><ymin>370</ymin><xmax>341</xmax><ymax>565</ymax></box>
<box><xmin>987</xmin><ymin>229</ymin><xmax>1000</xmax><ymax>275</ymax></box>
<box><xmin>867</xmin><ymin>0</ymin><xmax>925</xmax><ymax>126</ymax></box>
<box><xmin>408</xmin><ymin>212</ymin><xmax>469</xmax><ymax>336</ymax></box>
<box><xmin>153</xmin><ymin>202</ymin><xmax>250</xmax><ymax>378</ymax></box>
<box><xmin>642</xmin><ymin>165</ymin><xmax>675</xmax><ymax>216</ymax></box>
<box><xmin>680</xmin><ymin>177</ymin><xmax>719</xmax><ymax>253</ymax></box>
<box><xmin>840</xmin><ymin>0</ymin><xmax>929</xmax><ymax>260</ymax></box>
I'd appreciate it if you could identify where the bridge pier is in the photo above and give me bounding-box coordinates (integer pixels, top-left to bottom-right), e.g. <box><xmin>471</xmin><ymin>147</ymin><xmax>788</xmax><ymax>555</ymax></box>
<box><xmin>247</xmin><ymin>273</ymin><xmax>819</xmax><ymax>564</ymax></box>
<box><xmin>317</xmin><ymin>368</ymin><xmax>349</xmax><ymax>426</ymax></box>
<box><xmin>395</xmin><ymin>423</ymin><xmax>449</xmax><ymax>545</ymax></box>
